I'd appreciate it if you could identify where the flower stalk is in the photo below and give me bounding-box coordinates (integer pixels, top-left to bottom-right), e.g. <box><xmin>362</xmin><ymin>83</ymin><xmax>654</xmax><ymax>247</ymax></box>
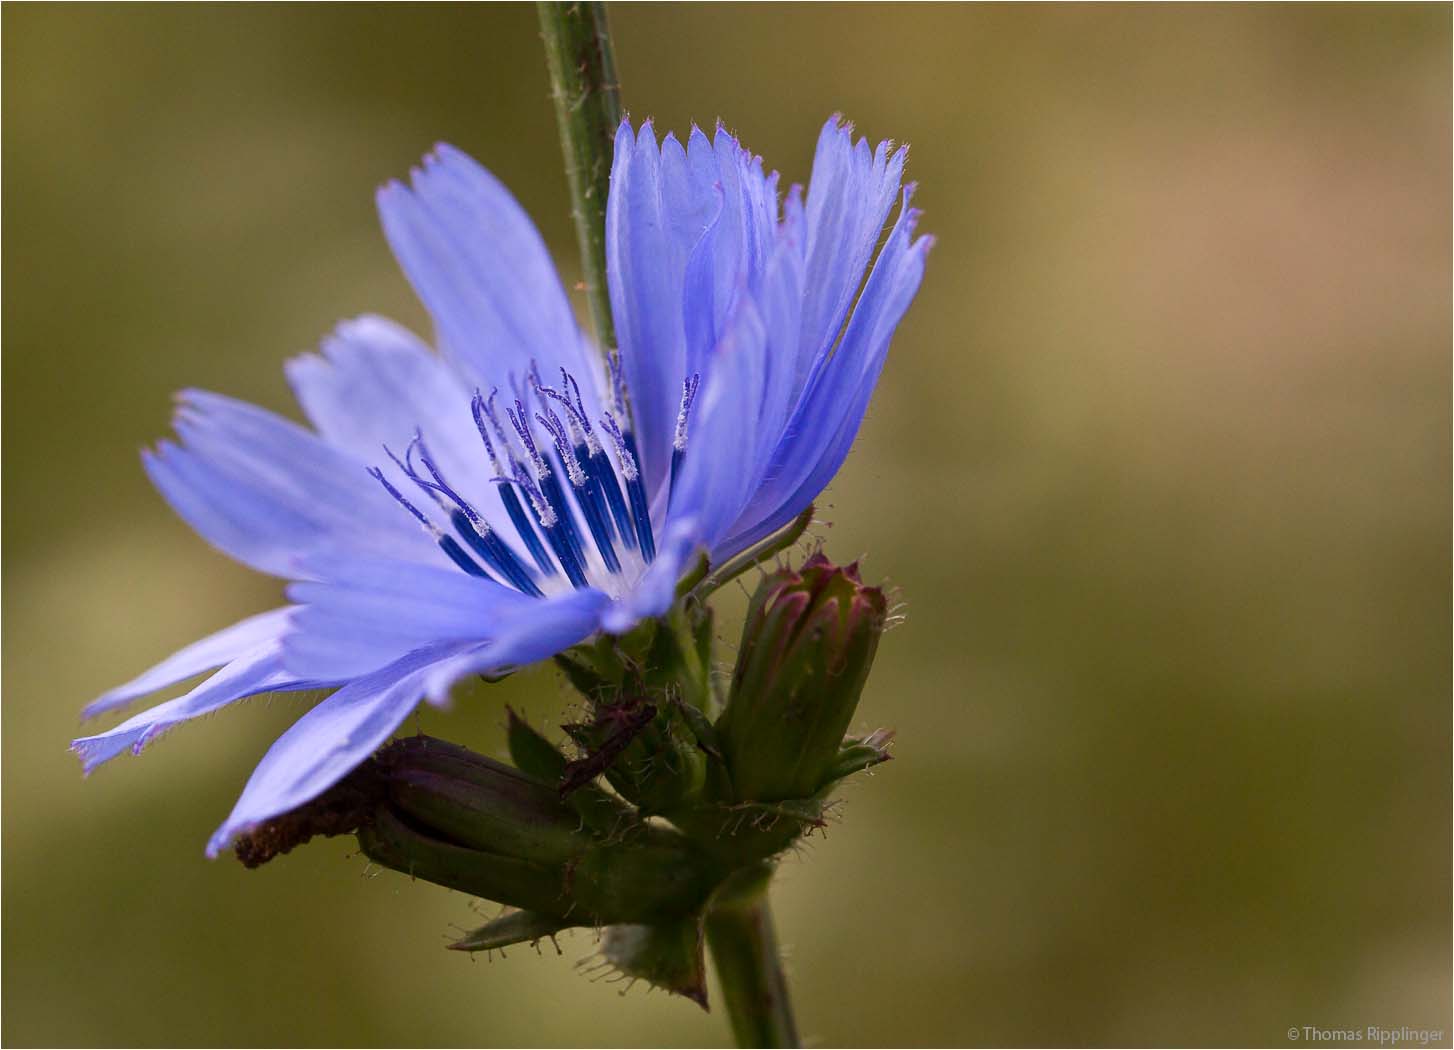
<box><xmin>537</xmin><ymin>0</ymin><xmax>622</xmax><ymax>358</ymax></box>
<box><xmin>706</xmin><ymin>865</ymin><xmax>801</xmax><ymax>1049</ymax></box>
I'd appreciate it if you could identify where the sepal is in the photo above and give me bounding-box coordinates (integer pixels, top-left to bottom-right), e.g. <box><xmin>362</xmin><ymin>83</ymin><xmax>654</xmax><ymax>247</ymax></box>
<box><xmin>824</xmin><ymin>728</ymin><xmax>895</xmax><ymax>787</ymax></box>
<box><xmin>599</xmin><ymin>917</ymin><xmax>709</xmax><ymax>1008</ymax></box>
<box><xmin>449</xmin><ymin>909</ymin><xmax>572</xmax><ymax>953</ymax></box>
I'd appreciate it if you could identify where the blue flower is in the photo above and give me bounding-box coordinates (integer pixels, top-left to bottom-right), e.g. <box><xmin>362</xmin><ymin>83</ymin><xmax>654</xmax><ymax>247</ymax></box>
<box><xmin>72</xmin><ymin>116</ymin><xmax>931</xmax><ymax>856</ymax></box>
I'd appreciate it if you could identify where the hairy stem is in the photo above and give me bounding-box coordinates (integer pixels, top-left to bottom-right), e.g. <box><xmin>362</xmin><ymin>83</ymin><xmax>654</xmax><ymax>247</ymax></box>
<box><xmin>537</xmin><ymin>1</ymin><xmax>622</xmax><ymax>361</ymax></box>
<box><xmin>706</xmin><ymin>865</ymin><xmax>801</xmax><ymax>1048</ymax></box>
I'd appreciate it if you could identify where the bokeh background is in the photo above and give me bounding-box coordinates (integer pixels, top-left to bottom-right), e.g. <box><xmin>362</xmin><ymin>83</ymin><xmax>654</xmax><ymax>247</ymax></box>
<box><xmin>4</xmin><ymin>4</ymin><xmax>1449</xmax><ymax>1046</ymax></box>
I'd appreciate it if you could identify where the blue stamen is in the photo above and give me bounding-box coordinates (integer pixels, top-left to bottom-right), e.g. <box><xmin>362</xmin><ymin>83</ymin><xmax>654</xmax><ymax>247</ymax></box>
<box><xmin>367</xmin><ymin>466</ymin><xmax>489</xmax><ymax>578</ymax></box>
<box><xmin>536</xmin><ymin>408</ymin><xmax>622</xmax><ymax>575</ymax></box>
<box><xmin>375</xmin><ymin>359</ymin><xmax>661</xmax><ymax>591</ymax></box>
<box><xmin>538</xmin><ymin>461</ymin><xmax>590</xmax><ymax>572</ymax></box>
<box><xmin>503</xmin><ymin>464</ymin><xmax>589</xmax><ymax>590</ymax></box>
<box><xmin>539</xmin><ymin>376</ymin><xmax>625</xmax><ymax>547</ymax></box>
<box><xmin>607</xmin><ymin>349</ymin><xmax>630</xmax><ymax>422</ymax></box>
<box><xmin>405</xmin><ymin>434</ymin><xmax>543</xmax><ymax>596</ymax></box>
<box><xmin>562</xmin><ymin>370</ymin><xmax>593</xmax><ymax>432</ymax></box>
<box><xmin>579</xmin><ymin>443</ymin><xmax>620</xmax><ymax>544</ymax></box>
<box><xmin>670</xmin><ymin>373</ymin><xmax>700</xmax><ymax>493</ymax></box>
<box><xmin>386</xmin><ymin>438</ymin><xmax>521</xmax><ymax>586</ymax></box>
<box><xmin>506</xmin><ymin>399</ymin><xmax>545</xmax><ymax>471</ymax></box>
<box><xmin>602</xmin><ymin>412</ymin><xmax>656</xmax><ymax>562</ymax></box>
<box><xmin>499</xmin><ymin>482</ymin><xmax>559</xmax><ymax>578</ymax></box>
<box><xmin>566</xmin><ymin>466</ymin><xmax>622</xmax><ymax>574</ymax></box>
<box><xmin>448</xmin><ymin>510</ymin><xmax>543</xmax><ymax>597</ymax></box>
<box><xmin>367</xmin><ymin>465</ymin><xmax>430</xmax><ymax>529</ymax></box>
<box><xmin>589</xmin><ymin>446</ymin><xmax>635</xmax><ymax>548</ymax></box>
<box><xmin>438</xmin><ymin>534</ymin><xmax>492</xmax><ymax>578</ymax></box>
<box><xmin>472</xmin><ymin>390</ymin><xmax>557</xmax><ymax>577</ymax></box>
<box><xmin>512</xmin><ymin>399</ymin><xmax>590</xmax><ymax>571</ymax></box>
<box><xmin>624</xmin><ymin>431</ymin><xmax>656</xmax><ymax>562</ymax></box>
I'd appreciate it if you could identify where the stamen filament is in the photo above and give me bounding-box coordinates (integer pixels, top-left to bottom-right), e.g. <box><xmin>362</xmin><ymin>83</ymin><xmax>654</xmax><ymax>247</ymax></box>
<box><xmin>473</xmin><ymin>391</ymin><xmax>558</xmax><ymax>577</ymax></box>
<box><xmin>602</xmin><ymin>414</ymin><xmax>656</xmax><ymax>562</ymax></box>
<box><xmin>537</xmin><ymin>407</ymin><xmax>622</xmax><ymax>575</ymax></box>
<box><xmin>670</xmin><ymin>372</ymin><xmax>700</xmax><ymax>494</ymax></box>
<box><xmin>498</xmin><ymin>482</ymin><xmax>560</xmax><ymax>578</ymax></box>
<box><xmin>389</xmin><ymin>436</ymin><xmax>546</xmax><ymax>596</ymax></box>
<box><xmin>588</xmin><ymin>446</ymin><xmax>636</xmax><ymax>548</ymax></box>
<box><xmin>505</xmin><ymin>465</ymin><xmax>590</xmax><ymax>591</ymax></box>
<box><xmin>449</xmin><ymin>510</ymin><xmax>544</xmax><ymax>597</ymax></box>
<box><xmin>367</xmin><ymin>467</ymin><xmax>491</xmax><ymax>579</ymax></box>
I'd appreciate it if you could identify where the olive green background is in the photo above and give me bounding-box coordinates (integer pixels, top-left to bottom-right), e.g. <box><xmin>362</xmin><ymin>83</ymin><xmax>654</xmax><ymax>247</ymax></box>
<box><xmin>4</xmin><ymin>4</ymin><xmax>1449</xmax><ymax>1047</ymax></box>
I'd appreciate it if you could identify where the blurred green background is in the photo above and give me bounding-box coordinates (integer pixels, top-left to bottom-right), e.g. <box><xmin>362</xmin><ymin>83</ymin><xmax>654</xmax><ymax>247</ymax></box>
<box><xmin>4</xmin><ymin>4</ymin><xmax>1449</xmax><ymax>1046</ymax></box>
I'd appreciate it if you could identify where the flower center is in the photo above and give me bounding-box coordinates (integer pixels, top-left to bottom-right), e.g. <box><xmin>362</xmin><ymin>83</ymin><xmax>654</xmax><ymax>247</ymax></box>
<box><xmin>369</xmin><ymin>362</ymin><xmax>698</xmax><ymax>600</ymax></box>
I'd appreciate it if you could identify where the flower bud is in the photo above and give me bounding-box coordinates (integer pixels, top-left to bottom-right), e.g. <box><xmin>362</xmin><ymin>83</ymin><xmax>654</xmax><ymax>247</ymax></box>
<box><xmin>357</xmin><ymin>736</ymin><xmax>723</xmax><ymax>926</ymax></box>
<box><xmin>379</xmin><ymin>736</ymin><xmax>587</xmax><ymax>864</ymax></box>
<box><xmin>716</xmin><ymin>554</ymin><xmax>888</xmax><ymax>803</ymax></box>
<box><xmin>234</xmin><ymin>734</ymin><xmax>724</xmax><ymax>928</ymax></box>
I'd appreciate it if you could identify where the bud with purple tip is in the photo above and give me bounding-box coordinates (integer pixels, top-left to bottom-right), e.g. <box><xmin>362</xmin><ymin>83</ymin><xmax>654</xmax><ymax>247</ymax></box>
<box><xmin>716</xmin><ymin>554</ymin><xmax>891</xmax><ymax>805</ymax></box>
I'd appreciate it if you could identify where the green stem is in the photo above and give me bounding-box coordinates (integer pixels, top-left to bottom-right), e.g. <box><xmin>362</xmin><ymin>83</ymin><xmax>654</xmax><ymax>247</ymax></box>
<box><xmin>536</xmin><ymin>13</ymin><xmax>799</xmax><ymax>1044</ymax></box>
<box><xmin>706</xmin><ymin>866</ymin><xmax>801</xmax><ymax>1048</ymax></box>
<box><xmin>537</xmin><ymin>0</ymin><xmax>622</xmax><ymax>359</ymax></box>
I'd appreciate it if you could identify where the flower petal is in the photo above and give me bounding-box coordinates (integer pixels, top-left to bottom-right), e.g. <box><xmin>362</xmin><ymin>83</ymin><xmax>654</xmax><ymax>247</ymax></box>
<box><xmin>82</xmin><ymin>607</ymin><xmax>294</xmax><ymax>720</ymax></box>
<box><xmin>417</xmin><ymin>587</ymin><xmax>612</xmax><ymax>701</ymax></box>
<box><xmin>286</xmin><ymin>316</ymin><xmax>476</xmax><ymax>484</ymax></box>
<box><xmin>285</xmin><ymin>315</ymin><xmax>533</xmax><ymax>552</ymax></box>
<box><xmin>798</xmin><ymin>118</ymin><xmax>907</xmax><ymax>368</ymax></box>
<box><xmin>608</xmin><ymin>122</ymin><xmax>780</xmax><ymax>504</ymax></box>
<box><xmin>666</xmin><ymin>296</ymin><xmax>769</xmax><ymax>556</ymax></box>
<box><xmin>205</xmin><ymin>644</ymin><xmax>472</xmax><ymax>857</ymax></box>
<box><xmin>72</xmin><ymin>642</ymin><xmax>330</xmax><ymax>774</ymax></box>
<box><xmin>143</xmin><ymin>440</ymin><xmax>316</xmax><ymax>578</ymax></box>
<box><xmin>148</xmin><ymin>391</ymin><xmax>435</xmax><ymax>577</ymax></box>
<box><xmin>607</xmin><ymin>120</ymin><xmax>683</xmax><ymax>499</ymax></box>
<box><xmin>727</xmin><ymin>190</ymin><xmax>931</xmax><ymax>553</ymax></box>
<box><xmin>281</xmin><ymin>555</ymin><xmax>559</xmax><ymax>680</ymax></box>
<box><xmin>376</xmin><ymin>144</ymin><xmax>599</xmax><ymax>395</ymax></box>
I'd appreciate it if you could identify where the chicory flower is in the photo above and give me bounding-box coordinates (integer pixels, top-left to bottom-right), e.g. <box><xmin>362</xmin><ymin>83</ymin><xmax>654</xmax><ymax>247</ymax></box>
<box><xmin>72</xmin><ymin>116</ymin><xmax>930</xmax><ymax>856</ymax></box>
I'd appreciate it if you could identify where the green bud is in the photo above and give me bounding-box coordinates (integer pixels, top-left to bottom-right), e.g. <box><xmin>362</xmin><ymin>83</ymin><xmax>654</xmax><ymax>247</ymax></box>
<box><xmin>380</xmin><ymin>736</ymin><xmax>585</xmax><ymax>863</ymax></box>
<box><xmin>353</xmin><ymin>736</ymin><xmax>722</xmax><ymax>926</ymax></box>
<box><xmin>716</xmin><ymin>554</ymin><xmax>888</xmax><ymax>803</ymax></box>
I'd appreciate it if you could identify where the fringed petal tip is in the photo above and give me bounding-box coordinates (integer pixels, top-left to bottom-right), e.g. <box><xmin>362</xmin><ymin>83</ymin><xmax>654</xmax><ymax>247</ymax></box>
<box><xmin>614</xmin><ymin>117</ymin><xmax>670</xmax><ymax>153</ymax></box>
<box><xmin>81</xmin><ymin>609</ymin><xmax>299</xmax><ymax>723</ymax></box>
<box><xmin>69</xmin><ymin>736</ymin><xmax>111</xmax><ymax>777</ymax></box>
<box><xmin>70</xmin><ymin>723</ymin><xmax>170</xmax><ymax>775</ymax></box>
<box><xmin>374</xmin><ymin>179</ymin><xmax>405</xmax><ymax>209</ymax></box>
<box><xmin>817</xmin><ymin>112</ymin><xmax>913</xmax><ymax>172</ymax></box>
